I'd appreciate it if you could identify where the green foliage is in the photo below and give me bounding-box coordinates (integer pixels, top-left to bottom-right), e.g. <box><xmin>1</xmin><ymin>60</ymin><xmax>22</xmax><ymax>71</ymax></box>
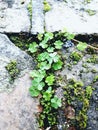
<box><xmin>28</xmin><ymin>31</ymin><xmax>92</xmax><ymax>129</ymax></box>
<box><xmin>28</xmin><ymin>42</ymin><xmax>38</xmax><ymax>53</ymax></box>
<box><xmin>45</xmin><ymin>74</ymin><xmax>55</xmax><ymax>86</ymax></box>
<box><xmin>86</xmin><ymin>9</ymin><xmax>96</xmax><ymax>16</ymax></box>
<box><xmin>28</xmin><ymin>31</ymin><xmax>65</xmax><ymax>128</ymax></box>
<box><xmin>63</xmin><ymin>78</ymin><xmax>93</xmax><ymax>129</ymax></box>
<box><xmin>64</xmin><ymin>32</ymin><xmax>75</xmax><ymax>40</ymax></box>
<box><xmin>77</xmin><ymin>42</ymin><xmax>88</xmax><ymax>51</ymax></box>
<box><xmin>86</xmin><ymin>86</ymin><xmax>93</xmax><ymax>99</ymax></box>
<box><xmin>6</xmin><ymin>60</ymin><xmax>19</xmax><ymax>81</ymax></box>
<box><xmin>43</xmin><ymin>87</ymin><xmax>53</xmax><ymax>101</ymax></box>
<box><xmin>87</xmin><ymin>55</ymin><xmax>98</xmax><ymax>63</ymax></box>
<box><xmin>52</xmin><ymin>60</ymin><xmax>63</xmax><ymax>70</ymax></box>
<box><xmin>43</xmin><ymin>0</ymin><xmax>51</xmax><ymax>12</ymax></box>
<box><xmin>93</xmin><ymin>75</ymin><xmax>98</xmax><ymax>83</ymax></box>
<box><xmin>70</xmin><ymin>51</ymin><xmax>83</xmax><ymax>62</ymax></box>
<box><xmin>51</xmin><ymin>96</ymin><xmax>62</xmax><ymax>109</ymax></box>
<box><xmin>27</xmin><ymin>0</ymin><xmax>32</xmax><ymax>19</ymax></box>
<box><xmin>54</xmin><ymin>40</ymin><xmax>63</xmax><ymax>49</ymax></box>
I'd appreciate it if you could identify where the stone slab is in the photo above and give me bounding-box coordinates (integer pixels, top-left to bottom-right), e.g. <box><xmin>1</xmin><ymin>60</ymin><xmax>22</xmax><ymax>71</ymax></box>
<box><xmin>31</xmin><ymin>0</ymin><xmax>44</xmax><ymax>34</ymax></box>
<box><xmin>45</xmin><ymin>0</ymin><xmax>98</xmax><ymax>34</ymax></box>
<box><xmin>0</xmin><ymin>73</ymin><xmax>39</xmax><ymax>130</ymax></box>
<box><xmin>0</xmin><ymin>0</ymin><xmax>30</xmax><ymax>33</ymax></box>
<box><xmin>0</xmin><ymin>33</ymin><xmax>39</xmax><ymax>129</ymax></box>
<box><xmin>0</xmin><ymin>33</ymin><xmax>34</xmax><ymax>91</ymax></box>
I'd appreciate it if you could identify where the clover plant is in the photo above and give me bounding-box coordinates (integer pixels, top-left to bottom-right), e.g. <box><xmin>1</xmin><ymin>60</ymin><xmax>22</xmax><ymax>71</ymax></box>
<box><xmin>28</xmin><ymin>31</ymin><xmax>94</xmax><ymax>129</ymax></box>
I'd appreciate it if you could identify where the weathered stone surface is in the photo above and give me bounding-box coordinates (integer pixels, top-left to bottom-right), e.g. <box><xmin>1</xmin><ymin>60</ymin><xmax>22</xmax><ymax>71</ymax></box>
<box><xmin>0</xmin><ymin>33</ymin><xmax>34</xmax><ymax>91</ymax></box>
<box><xmin>0</xmin><ymin>33</ymin><xmax>39</xmax><ymax>129</ymax></box>
<box><xmin>56</xmin><ymin>45</ymin><xmax>98</xmax><ymax>130</ymax></box>
<box><xmin>45</xmin><ymin>0</ymin><xmax>98</xmax><ymax>34</ymax></box>
<box><xmin>0</xmin><ymin>0</ymin><xmax>30</xmax><ymax>33</ymax></box>
<box><xmin>0</xmin><ymin>73</ymin><xmax>39</xmax><ymax>130</ymax></box>
<box><xmin>31</xmin><ymin>0</ymin><xmax>44</xmax><ymax>34</ymax></box>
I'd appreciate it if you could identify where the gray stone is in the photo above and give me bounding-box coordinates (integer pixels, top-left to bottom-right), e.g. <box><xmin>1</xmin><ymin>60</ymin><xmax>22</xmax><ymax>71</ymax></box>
<box><xmin>56</xmin><ymin>45</ymin><xmax>98</xmax><ymax>130</ymax></box>
<box><xmin>31</xmin><ymin>0</ymin><xmax>44</xmax><ymax>34</ymax></box>
<box><xmin>0</xmin><ymin>0</ymin><xmax>30</xmax><ymax>33</ymax></box>
<box><xmin>0</xmin><ymin>33</ymin><xmax>39</xmax><ymax>129</ymax></box>
<box><xmin>0</xmin><ymin>33</ymin><xmax>34</xmax><ymax>91</ymax></box>
<box><xmin>45</xmin><ymin>0</ymin><xmax>98</xmax><ymax>34</ymax></box>
<box><xmin>0</xmin><ymin>73</ymin><xmax>39</xmax><ymax>130</ymax></box>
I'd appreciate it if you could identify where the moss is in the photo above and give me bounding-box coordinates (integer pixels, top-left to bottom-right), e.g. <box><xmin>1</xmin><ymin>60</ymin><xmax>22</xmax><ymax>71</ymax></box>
<box><xmin>27</xmin><ymin>0</ymin><xmax>32</xmax><ymax>20</ymax></box>
<box><xmin>43</xmin><ymin>0</ymin><xmax>51</xmax><ymax>12</ymax></box>
<box><xmin>63</xmin><ymin>78</ymin><xmax>93</xmax><ymax>129</ymax></box>
<box><xmin>6</xmin><ymin>61</ymin><xmax>20</xmax><ymax>81</ymax></box>
<box><xmin>87</xmin><ymin>55</ymin><xmax>98</xmax><ymax>63</ymax></box>
<box><xmin>9</xmin><ymin>35</ymin><xmax>30</xmax><ymax>50</ymax></box>
<box><xmin>82</xmin><ymin>63</ymin><xmax>88</xmax><ymax>68</ymax></box>
<box><xmin>93</xmin><ymin>75</ymin><xmax>98</xmax><ymax>83</ymax></box>
<box><xmin>70</xmin><ymin>51</ymin><xmax>83</xmax><ymax>62</ymax></box>
<box><xmin>91</xmin><ymin>69</ymin><xmax>97</xmax><ymax>73</ymax></box>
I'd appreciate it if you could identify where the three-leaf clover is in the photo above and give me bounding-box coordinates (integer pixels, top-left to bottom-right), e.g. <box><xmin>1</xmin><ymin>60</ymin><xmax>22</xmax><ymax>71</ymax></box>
<box><xmin>51</xmin><ymin>96</ymin><xmax>62</xmax><ymax>109</ymax></box>
<box><xmin>29</xmin><ymin>87</ymin><xmax>40</xmax><ymax>97</ymax></box>
<box><xmin>47</xmin><ymin>47</ymin><xmax>55</xmax><ymax>52</ymax></box>
<box><xmin>52</xmin><ymin>60</ymin><xmax>63</xmax><ymax>70</ymax></box>
<box><xmin>30</xmin><ymin>70</ymin><xmax>46</xmax><ymax>81</ymax></box>
<box><xmin>38</xmin><ymin>61</ymin><xmax>51</xmax><ymax>70</ymax></box>
<box><xmin>45</xmin><ymin>74</ymin><xmax>55</xmax><ymax>86</ymax></box>
<box><xmin>28</xmin><ymin>42</ymin><xmax>38</xmax><ymax>53</ymax></box>
<box><xmin>54</xmin><ymin>40</ymin><xmax>63</xmax><ymax>49</ymax></box>
<box><xmin>49</xmin><ymin>52</ymin><xmax>60</xmax><ymax>62</ymax></box>
<box><xmin>44</xmin><ymin>32</ymin><xmax>54</xmax><ymax>41</ymax></box>
<box><xmin>43</xmin><ymin>87</ymin><xmax>53</xmax><ymax>101</ymax></box>
<box><xmin>77</xmin><ymin>42</ymin><xmax>88</xmax><ymax>51</ymax></box>
<box><xmin>37</xmin><ymin>52</ymin><xmax>49</xmax><ymax>61</ymax></box>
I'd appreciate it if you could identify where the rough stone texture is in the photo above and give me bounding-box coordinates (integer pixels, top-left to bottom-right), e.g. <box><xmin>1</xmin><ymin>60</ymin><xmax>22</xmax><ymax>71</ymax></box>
<box><xmin>56</xmin><ymin>45</ymin><xmax>98</xmax><ymax>130</ymax></box>
<box><xmin>31</xmin><ymin>0</ymin><xmax>44</xmax><ymax>34</ymax></box>
<box><xmin>0</xmin><ymin>33</ymin><xmax>34</xmax><ymax>91</ymax></box>
<box><xmin>0</xmin><ymin>73</ymin><xmax>39</xmax><ymax>130</ymax></box>
<box><xmin>0</xmin><ymin>33</ymin><xmax>39</xmax><ymax>129</ymax></box>
<box><xmin>0</xmin><ymin>0</ymin><xmax>30</xmax><ymax>33</ymax></box>
<box><xmin>45</xmin><ymin>0</ymin><xmax>98</xmax><ymax>34</ymax></box>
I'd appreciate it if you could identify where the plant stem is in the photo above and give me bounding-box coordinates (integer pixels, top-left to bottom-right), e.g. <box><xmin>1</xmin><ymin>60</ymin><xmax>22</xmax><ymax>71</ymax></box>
<box><xmin>72</xmin><ymin>38</ymin><xmax>98</xmax><ymax>51</ymax></box>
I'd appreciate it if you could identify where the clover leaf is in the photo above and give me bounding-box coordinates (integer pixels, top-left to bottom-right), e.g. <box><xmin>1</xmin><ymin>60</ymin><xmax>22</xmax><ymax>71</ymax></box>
<box><xmin>44</xmin><ymin>32</ymin><xmax>54</xmax><ymax>41</ymax></box>
<box><xmin>64</xmin><ymin>32</ymin><xmax>75</xmax><ymax>40</ymax></box>
<box><xmin>51</xmin><ymin>96</ymin><xmax>62</xmax><ymax>109</ymax></box>
<box><xmin>45</xmin><ymin>74</ymin><xmax>55</xmax><ymax>86</ymax></box>
<box><xmin>49</xmin><ymin>52</ymin><xmax>60</xmax><ymax>62</ymax></box>
<box><xmin>39</xmin><ymin>40</ymin><xmax>48</xmax><ymax>49</ymax></box>
<box><xmin>43</xmin><ymin>87</ymin><xmax>53</xmax><ymax>101</ymax></box>
<box><xmin>47</xmin><ymin>47</ymin><xmax>55</xmax><ymax>52</ymax></box>
<box><xmin>54</xmin><ymin>40</ymin><xmax>63</xmax><ymax>49</ymax></box>
<box><xmin>28</xmin><ymin>42</ymin><xmax>38</xmax><ymax>53</ymax></box>
<box><xmin>77</xmin><ymin>42</ymin><xmax>88</xmax><ymax>51</ymax></box>
<box><xmin>30</xmin><ymin>70</ymin><xmax>46</xmax><ymax>81</ymax></box>
<box><xmin>37</xmin><ymin>52</ymin><xmax>49</xmax><ymax>61</ymax></box>
<box><xmin>32</xmin><ymin>78</ymin><xmax>45</xmax><ymax>90</ymax></box>
<box><xmin>29</xmin><ymin>86</ymin><xmax>40</xmax><ymax>97</ymax></box>
<box><xmin>52</xmin><ymin>60</ymin><xmax>63</xmax><ymax>70</ymax></box>
<box><xmin>38</xmin><ymin>61</ymin><xmax>51</xmax><ymax>70</ymax></box>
